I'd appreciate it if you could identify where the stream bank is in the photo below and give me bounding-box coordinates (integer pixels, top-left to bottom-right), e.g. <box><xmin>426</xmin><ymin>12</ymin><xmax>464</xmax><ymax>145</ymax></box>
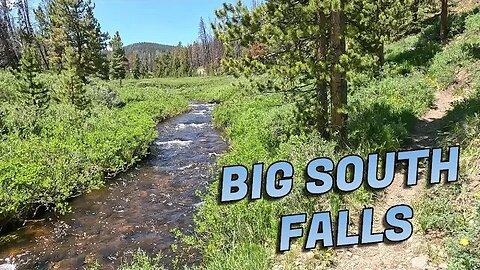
<box><xmin>0</xmin><ymin>102</ymin><xmax>227</xmax><ymax>270</ymax></box>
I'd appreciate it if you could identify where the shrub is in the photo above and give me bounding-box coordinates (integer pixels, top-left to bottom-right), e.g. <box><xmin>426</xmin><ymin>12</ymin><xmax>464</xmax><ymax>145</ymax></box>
<box><xmin>465</xmin><ymin>13</ymin><xmax>480</xmax><ymax>33</ymax></box>
<box><xmin>349</xmin><ymin>72</ymin><xmax>434</xmax><ymax>153</ymax></box>
<box><xmin>118</xmin><ymin>250</ymin><xmax>166</xmax><ymax>270</ymax></box>
<box><xmin>0</xmin><ymin>74</ymin><xmax>189</xmax><ymax>229</ymax></box>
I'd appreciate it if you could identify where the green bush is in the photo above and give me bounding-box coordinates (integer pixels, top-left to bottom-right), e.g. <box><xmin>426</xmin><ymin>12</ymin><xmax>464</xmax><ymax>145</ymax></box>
<box><xmin>415</xmin><ymin>185</ymin><xmax>467</xmax><ymax>232</ymax></box>
<box><xmin>0</xmin><ymin>70</ymin><xmax>20</xmax><ymax>103</ymax></box>
<box><xmin>118</xmin><ymin>250</ymin><xmax>166</xmax><ymax>270</ymax></box>
<box><xmin>465</xmin><ymin>13</ymin><xmax>480</xmax><ymax>33</ymax></box>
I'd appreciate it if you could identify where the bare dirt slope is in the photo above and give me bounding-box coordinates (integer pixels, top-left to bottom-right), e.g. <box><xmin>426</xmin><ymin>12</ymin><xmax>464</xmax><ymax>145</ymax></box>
<box><xmin>330</xmin><ymin>88</ymin><xmax>464</xmax><ymax>270</ymax></box>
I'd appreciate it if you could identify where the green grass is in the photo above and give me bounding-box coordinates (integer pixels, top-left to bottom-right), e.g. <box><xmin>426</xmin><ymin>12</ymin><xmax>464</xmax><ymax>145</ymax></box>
<box><xmin>118</xmin><ymin>250</ymin><xmax>167</xmax><ymax>270</ymax></box>
<box><xmin>122</xmin><ymin>76</ymin><xmax>239</xmax><ymax>103</ymax></box>
<box><xmin>86</xmin><ymin>250</ymin><xmax>167</xmax><ymax>270</ymax></box>
<box><xmin>447</xmin><ymin>200</ymin><xmax>480</xmax><ymax>270</ymax></box>
<box><xmin>414</xmin><ymin>184</ymin><xmax>467</xmax><ymax>232</ymax></box>
<box><xmin>414</xmin><ymin>87</ymin><xmax>480</xmax><ymax>268</ymax></box>
<box><xmin>429</xmin><ymin>88</ymin><xmax>480</xmax><ymax>269</ymax></box>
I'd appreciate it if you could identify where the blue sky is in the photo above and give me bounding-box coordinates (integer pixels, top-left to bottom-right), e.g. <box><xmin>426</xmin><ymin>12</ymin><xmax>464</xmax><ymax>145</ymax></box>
<box><xmin>92</xmin><ymin>0</ymin><xmax>237</xmax><ymax>46</ymax></box>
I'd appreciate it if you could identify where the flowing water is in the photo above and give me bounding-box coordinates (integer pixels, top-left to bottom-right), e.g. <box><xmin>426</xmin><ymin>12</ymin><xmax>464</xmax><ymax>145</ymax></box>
<box><xmin>0</xmin><ymin>103</ymin><xmax>228</xmax><ymax>270</ymax></box>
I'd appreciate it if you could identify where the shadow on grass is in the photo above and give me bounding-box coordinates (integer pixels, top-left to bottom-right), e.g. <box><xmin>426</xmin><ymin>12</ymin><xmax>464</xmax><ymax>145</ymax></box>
<box><xmin>463</xmin><ymin>42</ymin><xmax>480</xmax><ymax>60</ymax></box>
<box><xmin>443</xmin><ymin>92</ymin><xmax>480</xmax><ymax>131</ymax></box>
<box><xmin>386</xmin><ymin>10</ymin><xmax>475</xmax><ymax>73</ymax></box>
<box><xmin>348</xmin><ymin>103</ymin><xmax>417</xmax><ymax>152</ymax></box>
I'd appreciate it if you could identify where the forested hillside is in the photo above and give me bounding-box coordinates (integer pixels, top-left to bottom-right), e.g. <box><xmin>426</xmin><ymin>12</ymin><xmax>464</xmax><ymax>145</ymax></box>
<box><xmin>124</xmin><ymin>42</ymin><xmax>175</xmax><ymax>57</ymax></box>
<box><xmin>133</xmin><ymin>17</ymin><xmax>226</xmax><ymax>78</ymax></box>
<box><xmin>124</xmin><ymin>42</ymin><xmax>175</xmax><ymax>75</ymax></box>
<box><xmin>0</xmin><ymin>0</ymin><xmax>479</xmax><ymax>269</ymax></box>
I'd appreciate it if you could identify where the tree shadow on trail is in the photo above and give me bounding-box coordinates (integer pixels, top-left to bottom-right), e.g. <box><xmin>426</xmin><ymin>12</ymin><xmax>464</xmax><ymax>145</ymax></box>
<box><xmin>411</xmin><ymin>91</ymin><xmax>480</xmax><ymax>149</ymax></box>
<box><xmin>442</xmin><ymin>92</ymin><xmax>480</xmax><ymax>131</ymax></box>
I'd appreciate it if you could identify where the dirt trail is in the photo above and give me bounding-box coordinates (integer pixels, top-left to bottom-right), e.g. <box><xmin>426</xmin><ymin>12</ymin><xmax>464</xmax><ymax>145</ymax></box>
<box><xmin>330</xmin><ymin>89</ymin><xmax>463</xmax><ymax>270</ymax></box>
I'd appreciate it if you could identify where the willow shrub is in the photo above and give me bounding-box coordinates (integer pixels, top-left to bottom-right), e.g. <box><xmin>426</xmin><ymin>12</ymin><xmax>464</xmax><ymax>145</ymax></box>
<box><xmin>0</xmin><ymin>74</ymin><xmax>188</xmax><ymax>226</ymax></box>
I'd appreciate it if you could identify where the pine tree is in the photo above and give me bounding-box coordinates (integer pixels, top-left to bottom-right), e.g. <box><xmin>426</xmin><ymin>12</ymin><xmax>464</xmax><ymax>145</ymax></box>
<box><xmin>141</xmin><ymin>58</ymin><xmax>150</xmax><ymax>77</ymax></box>
<box><xmin>16</xmin><ymin>45</ymin><xmax>50</xmax><ymax>114</ymax></box>
<box><xmin>330</xmin><ymin>0</ymin><xmax>348</xmax><ymax>140</ymax></box>
<box><xmin>171</xmin><ymin>43</ymin><xmax>190</xmax><ymax>77</ymax></box>
<box><xmin>154</xmin><ymin>53</ymin><xmax>172</xmax><ymax>77</ymax></box>
<box><xmin>199</xmin><ymin>17</ymin><xmax>212</xmax><ymax>68</ymax></box>
<box><xmin>35</xmin><ymin>0</ymin><xmax>108</xmax><ymax>80</ymax></box>
<box><xmin>33</xmin><ymin>0</ymin><xmax>52</xmax><ymax>70</ymax></box>
<box><xmin>215</xmin><ymin>0</ymin><xmax>351</xmax><ymax>140</ymax></box>
<box><xmin>211</xmin><ymin>36</ymin><xmax>225</xmax><ymax>72</ymax></box>
<box><xmin>188</xmin><ymin>41</ymin><xmax>203</xmax><ymax>74</ymax></box>
<box><xmin>109</xmin><ymin>31</ymin><xmax>128</xmax><ymax>83</ymax></box>
<box><xmin>215</xmin><ymin>0</ymin><xmax>417</xmax><ymax>141</ymax></box>
<box><xmin>0</xmin><ymin>0</ymin><xmax>19</xmax><ymax>67</ymax></box>
<box><xmin>16</xmin><ymin>0</ymin><xmax>34</xmax><ymax>45</ymax></box>
<box><xmin>17</xmin><ymin>0</ymin><xmax>50</xmax><ymax>69</ymax></box>
<box><xmin>131</xmin><ymin>53</ymin><xmax>141</xmax><ymax>79</ymax></box>
<box><xmin>349</xmin><ymin>0</ymin><xmax>415</xmax><ymax>73</ymax></box>
<box><xmin>60</xmin><ymin>46</ymin><xmax>89</xmax><ymax>110</ymax></box>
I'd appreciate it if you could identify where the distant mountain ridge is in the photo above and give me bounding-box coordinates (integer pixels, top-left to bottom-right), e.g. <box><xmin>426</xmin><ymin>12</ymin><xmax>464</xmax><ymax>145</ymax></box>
<box><xmin>124</xmin><ymin>42</ymin><xmax>175</xmax><ymax>71</ymax></box>
<box><xmin>124</xmin><ymin>42</ymin><xmax>175</xmax><ymax>54</ymax></box>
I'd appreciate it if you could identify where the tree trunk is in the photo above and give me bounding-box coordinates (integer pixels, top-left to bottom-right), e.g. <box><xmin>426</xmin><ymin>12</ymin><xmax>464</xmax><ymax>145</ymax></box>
<box><xmin>440</xmin><ymin>0</ymin><xmax>448</xmax><ymax>43</ymax></box>
<box><xmin>316</xmin><ymin>8</ymin><xmax>329</xmax><ymax>139</ymax></box>
<box><xmin>0</xmin><ymin>0</ymin><xmax>19</xmax><ymax>67</ymax></box>
<box><xmin>412</xmin><ymin>0</ymin><xmax>420</xmax><ymax>23</ymax></box>
<box><xmin>376</xmin><ymin>41</ymin><xmax>385</xmax><ymax>75</ymax></box>
<box><xmin>330</xmin><ymin>2</ymin><xmax>348</xmax><ymax>142</ymax></box>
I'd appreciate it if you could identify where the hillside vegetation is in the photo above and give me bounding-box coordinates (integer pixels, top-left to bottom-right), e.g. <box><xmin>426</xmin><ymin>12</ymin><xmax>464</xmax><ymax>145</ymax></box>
<box><xmin>414</xmin><ymin>11</ymin><xmax>480</xmax><ymax>269</ymax></box>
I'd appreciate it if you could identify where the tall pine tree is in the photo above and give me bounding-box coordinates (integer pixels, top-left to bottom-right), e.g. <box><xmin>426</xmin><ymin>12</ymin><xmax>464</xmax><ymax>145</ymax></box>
<box><xmin>349</xmin><ymin>0</ymin><xmax>415</xmax><ymax>73</ymax></box>
<box><xmin>0</xmin><ymin>0</ymin><xmax>19</xmax><ymax>67</ymax></box>
<box><xmin>35</xmin><ymin>0</ymin><xmax>108</xmax><ymax>81</ymax></box>
<box><xmin>215</xmin><ymin>0</ymin><xmax>351</xmax><ymax>140</ymax></box>
<box><xmin>16</xmin><ymin>45</ymin><xmax>50</xmax><ymax>114</ymax></box>
<box><xmin>131</xmin><ymin>53</ymin><xmax>141</xmax><ymax>79</ymax></box>
<box><xmin>60</xmin><ymin>46</ymin><xmax>89</xmax><ymax>110</ymax></box>
<box><xmin>109</xmin><ymin>31</ymin><xmax>128</xmax><ymax>83</ymax></box>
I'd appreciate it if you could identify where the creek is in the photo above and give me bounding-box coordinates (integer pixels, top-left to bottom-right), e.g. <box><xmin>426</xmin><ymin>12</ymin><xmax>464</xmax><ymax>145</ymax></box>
<box><xmin>0</xmin><ymin>102</ymin><xmax>227</xmax><ymax>270</ymax></box>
